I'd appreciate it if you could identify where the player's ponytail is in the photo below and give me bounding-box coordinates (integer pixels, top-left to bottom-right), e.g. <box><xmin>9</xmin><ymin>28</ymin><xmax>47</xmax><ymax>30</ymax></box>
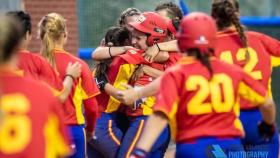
<box><xmin>39</xmin><ymin>13</ymin><xmax>66</xmax><ymax>68</ymax></box>
<box><xmin>211</xmin><ymin>0</ymin><xmax>249</xmax><ymax>61</ymax></box>
<box><xmin>42</xmin><ymin>31</ymin><xmax>56</xmax><ymax>67</ymax></box>
<box><xmin>189</xmin><ymin>49</ymin><xmax>213</xmax><ymax>77</ymax></box>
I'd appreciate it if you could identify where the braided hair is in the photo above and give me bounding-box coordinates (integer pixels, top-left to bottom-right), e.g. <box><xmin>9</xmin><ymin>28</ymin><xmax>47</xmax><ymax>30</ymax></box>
<box><xmin>212</xmin><ymin>0</ymin><xmax>249</xmax><ymax>61</ymax></box>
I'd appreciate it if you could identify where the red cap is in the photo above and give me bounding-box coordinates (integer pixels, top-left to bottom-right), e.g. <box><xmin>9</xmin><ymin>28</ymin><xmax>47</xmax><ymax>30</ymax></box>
<box><xmin>176</xmin><ymin>12</ymin><xmax>217</xmax><ymax>54</ymax></box>
<box><xmin>129</xmin><ymin>12</ymin><xmax>168</xmax><ymax>46</ymax></box>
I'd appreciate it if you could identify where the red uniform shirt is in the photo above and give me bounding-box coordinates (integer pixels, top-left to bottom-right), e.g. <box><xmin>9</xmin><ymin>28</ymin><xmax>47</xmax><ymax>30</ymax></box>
<box><xmin>215</xmin><ymin>30</ymin><xmax>280</xmax><ymax>109</ymax></box>
<box><xmin>134</xmin><ymin>62</ymin><xmax>165</xmax><ymax>86</ymax></box>
<box><xmin>53</xmin><ymin>49</ymin><xmax>100</xmax><ymax>125</ymax></box>
<box><xmin>165</xmin><ymin>51</ymin><xmax>183</xmax><ymax>68</ymax></box>
<box><xmin>0</xmin><ymin>70</ymin><xmax>71</xmax><ymax>158</ymax></box>
<box><xmin>17</xmin><ymin>50</ymin><xmax>63</xmax><ymax>93</ymax></box>
<box><xmin>153</xmin><ymin>57</ymin><xmax>267</xmax><ymax>143</ymax></box>
<box><xmin>119</xmin><ymin>49</ymin><xmax>181</xmax><ymax>116</ymax></box>
<box><xmin>96</xmin><ymin>49</ymin><xmax>144</xmax><ymax>113</ymax></box>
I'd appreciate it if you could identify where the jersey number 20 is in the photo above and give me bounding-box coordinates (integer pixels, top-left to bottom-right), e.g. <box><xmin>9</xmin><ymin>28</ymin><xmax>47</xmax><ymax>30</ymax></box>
<box><xmin>186</xmin><ymin>74</ymin><xmax>234</xmax><ymax>115</ymax></box>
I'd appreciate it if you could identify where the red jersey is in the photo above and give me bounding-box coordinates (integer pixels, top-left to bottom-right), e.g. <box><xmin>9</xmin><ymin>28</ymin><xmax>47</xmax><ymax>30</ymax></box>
<box><xmin>0</xmin><ymin>70</ymin><xmax>71</xmax><ymax>158</ymax></box>
<box><xmin>95</xmin><ymin>49</ymin><xmax>144</xmax><ymax>113</ymax></box>
<box><xmin>134</xmin><ymin>62</ymin><xmax>165</xmax><ymax>86</ymax></box>
<box><xmin>120</xmin><ymin>49</ymin><xmax>180</xmax><ymax>116</ymax></box>
<box><xmin>53</xmin><ymin>49</ymin><xmax>100</xmax><ymax>125</ymax></box>
<box><xmin>153</xmin><ymin>57</ymin><xmax>267</xmax><ymax>143</ymax></box>
<box><xmin>17</xmin><ymin>50</ymin><xmax>63</xmax><ymax>94</ymax></box>
<box><xmin>165</xmin><ymin>51</ymin><xmax>183</xmax><ymax>68</ymax></box>
<box><xmin>215</xmin><ymin>30</ymin><xmax>280</xmax><ymax>109</ymax></box>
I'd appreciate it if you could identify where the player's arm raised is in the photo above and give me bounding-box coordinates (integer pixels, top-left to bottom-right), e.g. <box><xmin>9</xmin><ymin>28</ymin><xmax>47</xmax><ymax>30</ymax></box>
<box><xmin>144</xmin><ymin>40</ymin><xmax>179</xmax><ymax>62</ymax></box>
<box><xmin>92</xmin><ymin>46</ymin><xmax>133</xmax><ymax>60</ymax></box>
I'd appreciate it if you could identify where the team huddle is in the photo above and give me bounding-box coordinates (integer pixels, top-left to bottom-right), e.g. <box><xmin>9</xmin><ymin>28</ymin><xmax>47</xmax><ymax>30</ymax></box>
<box><xmin>0</xmin><ymin>0</ymin><xmax>280</xmax><ymax>158</ymax></box>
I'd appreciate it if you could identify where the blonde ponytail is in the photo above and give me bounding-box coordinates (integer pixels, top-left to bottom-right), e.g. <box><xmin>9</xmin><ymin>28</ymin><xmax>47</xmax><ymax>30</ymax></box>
<box><xmin>38</xmin><ymin>13</ymin><xmax>66</xmax><ymax>68</ymax></box>
<box><xmin>42</xmin><ymin>31</ymin><xmax>56</xmax><ymax>67</ymax></box>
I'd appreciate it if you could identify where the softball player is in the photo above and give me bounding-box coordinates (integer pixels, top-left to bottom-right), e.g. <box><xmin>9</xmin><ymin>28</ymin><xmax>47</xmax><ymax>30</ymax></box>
<box><xmin>38</xmin><ymin>13</ymin><xmax>100</xmax><ymax>158</ymax></box>
<box><xmin>0</xmin><ymin>15</ymin><xmax>71</xmax><ymax>158</ymax></box>
<box><xmin>91</xmin><ymin>24</ymin><xmax>169</xmax><ymax>158</ymax></box>
<box><xmin>88</xmin><ymin>26</ymin><xmax>132</xmax><ymax>158</ymax></box>
<box><xmin>117</xmin><ymin>2</ymin><xmax>185</xmax><ymax>106</ymax></box>
<box><xmin>131</xmin><ymin>12</ymin><xmax>276</xmax><ymax>158</ymax></box>
<box><xmin>7</xmin><ymin>11</ymin><xmax>81</xmax><ymax>103</ymax></box>
<box><xmin>141</xmin><ymin>1</ymin><xmax>183</xmax><ymax>64</ymax></box>
<box><xmin>132</xmin><ymin>2</ymin><xmax>184</xmax><ymax>78</ymax></box>
<box><xmin>115</xmin><ymin>12</ymin><xmax>173</xmax><ymax>158</ymax></box>
<box><xmin>211</xmin><ymin>0</ymin><xmax>280</xmax><ymax>156</ymax></box>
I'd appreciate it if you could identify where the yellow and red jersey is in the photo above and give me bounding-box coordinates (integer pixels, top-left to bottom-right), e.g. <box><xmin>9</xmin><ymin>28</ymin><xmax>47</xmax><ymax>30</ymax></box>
<box><xmin>125</xmin><ymin>61</ymin><xmax>165</xmax><ymax>117</ymax></box>
<box><xmin>125</xmin><ymin>51</ymin><xmax>182</xmax><ymax>116</ymax></box>
<box><xmin>95</xmin><ymin>48</ymin><xmax>182</xmax><ymax>116</ymax></box>
<box><xmin>215</xmin><ymin>30</ymin><xmax>280</xmax><ymax>109</ymax></box>
<box><xmin>95</xmin><ymin>48</ymin><xmax>145</xmax><ymax>113</ymax></box>
<box><xmin>0</xmin><ymin>70</ymin><xmax>71</xmax><ymax>158</ymax></box>
<box><xmin>53</xmin><ymin>49</ymin><xmax>100</xmax><ymax>125</ymax></box>
<box><xmin>17</xmin><ymin>50</ymin><xmax>63</xmax><ymax>95</ymax></box>
<box><xmin>153</xmin><ymin>57</ymin><xmax>267</xmax><ymax>143</ymax></box>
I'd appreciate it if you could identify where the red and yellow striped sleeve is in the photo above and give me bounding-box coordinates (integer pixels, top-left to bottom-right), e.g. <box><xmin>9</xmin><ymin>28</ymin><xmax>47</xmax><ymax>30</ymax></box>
<box><xmin>105</xmin><ymin>57</ymin><xmax>138</xmax><ymax>112</ymax></box>
<box><xmin>258</xmin><ymin>32</ymin><xmax>280</xmax><ymax>57</ymax></box>
<box><xmin>80</xmin><ymin>61</ymin><xmax>100</xmax><ymax>100</ymax></box>
<box><xmin>238</xmin><ymin>70</ymin><xmax>267</xmax><ymax>108</ymax></box>
<box><xmin>271</xmin><ymin>56</ymin><xmax>280</xmax><ymax>67</ymax></box>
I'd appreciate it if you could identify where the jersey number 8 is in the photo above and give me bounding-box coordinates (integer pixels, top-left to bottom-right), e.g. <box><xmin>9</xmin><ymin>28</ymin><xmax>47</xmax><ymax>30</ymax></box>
<box><xmin>0</xmin><ymin>94</ymin><xmax>31</xmax><ymax>154</ymax></box>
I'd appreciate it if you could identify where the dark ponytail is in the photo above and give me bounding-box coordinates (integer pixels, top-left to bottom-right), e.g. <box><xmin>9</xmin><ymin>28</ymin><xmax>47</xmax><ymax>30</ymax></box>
<box><xmin>94</xmin><ymin>27</ymin><xmax>131</xmax><ymax>80</ymax></box>
<box><xmin>188</xmin><ymin>49</ymin><xmax>213</xmax><ymax>77</ymax></box>
<box><xmin>212</xmin><ymin>0</ymin><xmax>249</xmax><ymax>61</ymax></box>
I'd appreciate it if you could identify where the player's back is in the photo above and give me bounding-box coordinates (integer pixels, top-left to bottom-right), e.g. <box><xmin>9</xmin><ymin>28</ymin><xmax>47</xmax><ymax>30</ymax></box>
<box><xmin>171</xmin><ymin>57</ymin><xmax>251</xmax><ymax>142</ymax></box>
<box><xmin>0</xmin><ymin>71</ymin><xmax>70</xmax><ymax>158</ymax></box>
<box><xmin>215</xmin><ymin>30</ymin><xmax>275</xmax><ymax>110</ymax></box>
<box><xmin>215</xmin><ymin>30</ymin><xmax>271</xmax><ymax>87</ymax></box>
<box><xmin>17</xmin><ymin>50</ymin><xmax>63</xmax><ymax>91</ymax></box>
<box><xmin>53</xmin><ymin>49</ymin><xmax>99</xmax><ymax>125</ymax></box>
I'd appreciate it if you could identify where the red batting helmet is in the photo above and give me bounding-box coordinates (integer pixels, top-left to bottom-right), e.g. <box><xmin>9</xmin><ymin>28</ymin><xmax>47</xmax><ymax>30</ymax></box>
<box><xmin>176</xmin><ymin>12</ymin><xmax>217</xmax><ymax>53</ymax></box>
<box><xmin>129</xmin><ymin>12</ymin><xmax>168</xmax><ymax>46</ymax></box>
